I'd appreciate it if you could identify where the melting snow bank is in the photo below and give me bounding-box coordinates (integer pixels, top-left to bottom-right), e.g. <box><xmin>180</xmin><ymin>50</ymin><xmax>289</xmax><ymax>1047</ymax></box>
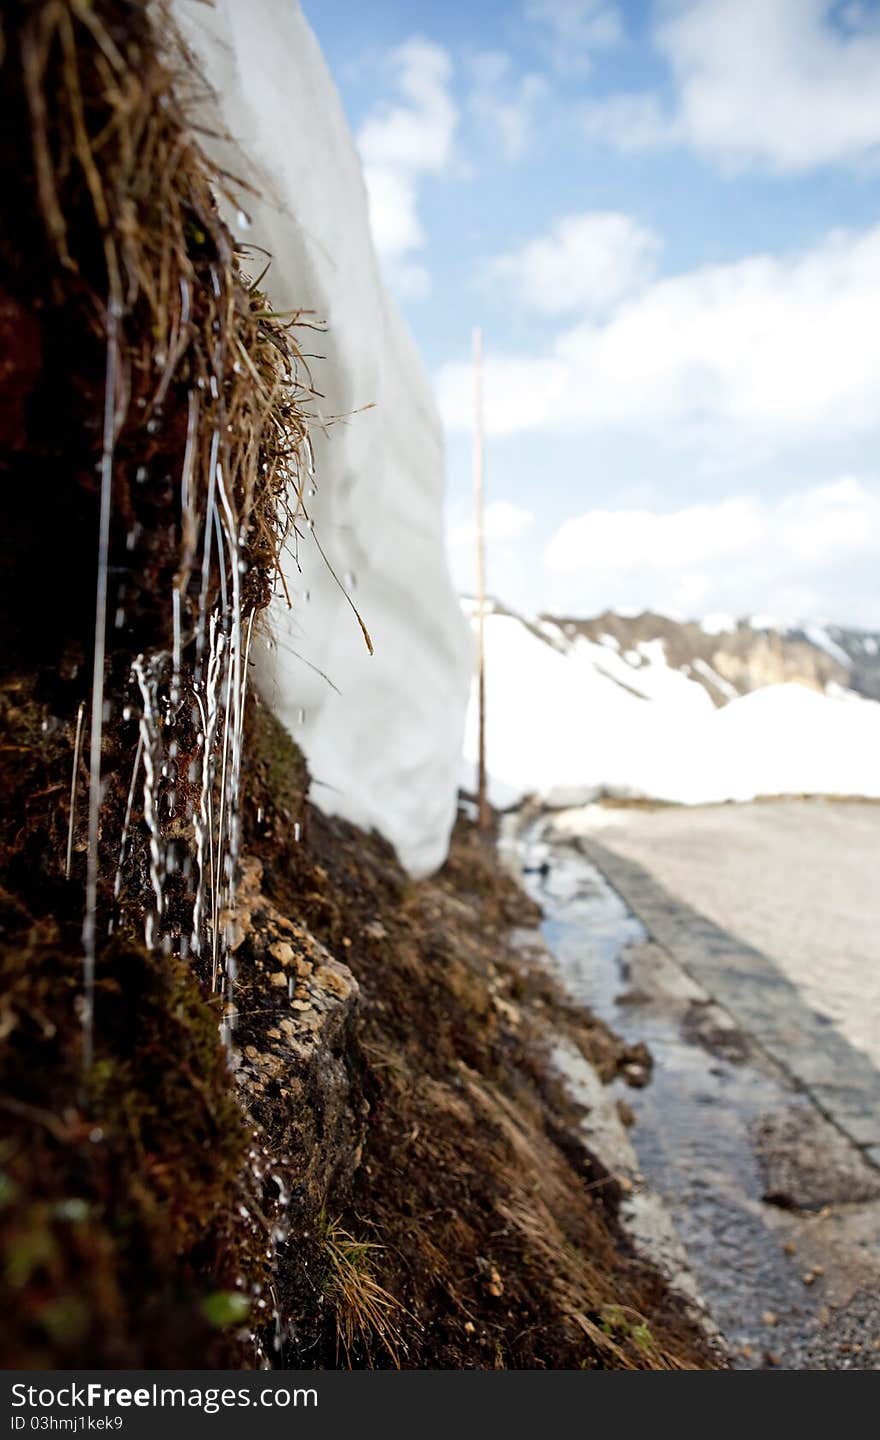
<box><xmin>464</xmin><ymin>609</ymin><xmax>880</xmax><ymax>807</ymax></box>
<box><xmin>173</xmin><ymin>0</ymin><xmax>471</xmax><ymax>876</ymax></box>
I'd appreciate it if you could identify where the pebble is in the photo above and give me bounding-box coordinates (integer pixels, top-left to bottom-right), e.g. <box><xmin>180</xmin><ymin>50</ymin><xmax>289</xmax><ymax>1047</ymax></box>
<box><xmin>269</xmin><ymin>941</ymin><xmax>295</xmax><ymax>965</ymax></box>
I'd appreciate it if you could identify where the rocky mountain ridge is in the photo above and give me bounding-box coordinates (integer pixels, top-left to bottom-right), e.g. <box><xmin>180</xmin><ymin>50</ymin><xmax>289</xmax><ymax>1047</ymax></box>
<box><xmin>533</xmin><ymin>609</ymin><xmax>880</xmax><ymax>707</ymax></box>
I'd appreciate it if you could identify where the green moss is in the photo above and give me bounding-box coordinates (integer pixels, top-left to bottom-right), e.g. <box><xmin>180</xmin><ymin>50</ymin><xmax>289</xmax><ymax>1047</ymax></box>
<box><xmin>0</xmin><ymin>904</ymin><xmax>264</xmax><ymax>1366</ymax></box>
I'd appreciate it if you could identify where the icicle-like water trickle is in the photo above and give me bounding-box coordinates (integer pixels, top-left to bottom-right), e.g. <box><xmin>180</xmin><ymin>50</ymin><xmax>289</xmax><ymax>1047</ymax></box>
<box><xmin>77</xmin><ymin>232</ymin><xmax>318</xmax><ymax>1074</ymax></box>
<box><xmin>113</xmin><ymin>731</ymin><xmax>144</xmax><ymax>901</ymax></box>
<box><xmin>66</xmin><ymin>701</ymin><xmax>86</xmax><ymax>881</ymax></box>
<box><xmin>132</xmin><ymin>657</ymin><xmax>166</xmax><ymax>946</ymax></box>
<box><xmin>82</xmin><ymin>301</ymin><xmax>120</xmax><ymax>1073</ymax></box>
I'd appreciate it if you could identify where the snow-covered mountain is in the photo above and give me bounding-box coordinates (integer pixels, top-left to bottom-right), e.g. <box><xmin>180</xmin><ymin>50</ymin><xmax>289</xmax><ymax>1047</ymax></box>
<box><xmin>462</xmin><ymin>601</ymin><xmax>880</xmax><ymax>809</ymax></box>
<box><xmin>540</xmin><ymin>609</ymin><xmax>880</xmax><ymax>706</ymax></box>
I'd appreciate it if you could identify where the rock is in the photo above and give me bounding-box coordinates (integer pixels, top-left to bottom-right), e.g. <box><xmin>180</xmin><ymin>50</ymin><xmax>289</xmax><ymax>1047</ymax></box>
<box><xmin>754</xmin><ymin>1107</ymin><xmax>880</xmax><ymax>1212</ymax></box>
<box><xmin>269</xmin><ymin>941</ymin><xmax>295</xmax><ymax>965</ymax></box>
<box><xmin>231</xmin><ymin>855</ymin><xmax>362</xmax><ymax>1221</ymax></box>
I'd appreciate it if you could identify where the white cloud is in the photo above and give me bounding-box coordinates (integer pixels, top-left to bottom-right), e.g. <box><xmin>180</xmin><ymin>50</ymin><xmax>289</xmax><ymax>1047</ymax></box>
<box><xmin>486</xmin><ymin>211</ymin><xmax>659</xmax><ymax>315</ymax></box>
<box><xmin>438</xmin><ymin>221</ymin><xmax>880</xmax><ymax>449</ymax></box>
<box><xmin>525</xmin><ymin>0</ymin><xmax>623</xmax><ymax>73</ymax></box>
<box><xmin>582</xmin><ymin>0</ymin><xmax>880</xmax><ymax>172</ymax></box>
<box><xmin>468</xmin><ymin>52</ymin><xmax>547</xmax><ymax>160</ymax></box>
<box><xmin>357</xmin><ymin>39</ymin><xmax>457</xmax><ymax>292</ymax></box>
<box><xmin>581</xmin><ymin>92</ymin><xmax>675</xmax><ymax>151</ymax></box>
<box><xmin>542</xmin><ymin>479</ymin><xmax>880</xmax><ymax>623</ymax></box>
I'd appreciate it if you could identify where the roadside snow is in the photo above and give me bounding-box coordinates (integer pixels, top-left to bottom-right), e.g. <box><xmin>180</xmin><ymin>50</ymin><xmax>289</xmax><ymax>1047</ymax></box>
<box><xmin>464</xmin><ymin>609</ymin><xmax>880</xmax><ymax>808</ymax></box>
<box><xmin>172</xmin><ymin>0</ymin><xmax>472</xmax><ymax>875</ymax></box>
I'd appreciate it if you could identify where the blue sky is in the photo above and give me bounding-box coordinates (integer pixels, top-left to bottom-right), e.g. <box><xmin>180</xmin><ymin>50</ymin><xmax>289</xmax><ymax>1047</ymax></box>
<box><xmin>303</xmin><ymin>1</ymin><xmax>880</xmax><ymax>625</ymax></box>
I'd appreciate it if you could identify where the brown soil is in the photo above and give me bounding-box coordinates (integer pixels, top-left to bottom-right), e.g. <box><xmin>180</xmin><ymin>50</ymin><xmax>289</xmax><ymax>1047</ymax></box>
<box><xmin>238</xmin><ymin>701</ymin><xmax>716</xmax><ymax>1370</ymax></box>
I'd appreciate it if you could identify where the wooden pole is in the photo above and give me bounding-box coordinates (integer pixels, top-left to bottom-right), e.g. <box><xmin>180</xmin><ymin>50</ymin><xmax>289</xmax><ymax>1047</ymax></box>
<box><xmin>473</xmin><ymin>325</ymin><xmax>490</xmax><ymax>832</ymax></box>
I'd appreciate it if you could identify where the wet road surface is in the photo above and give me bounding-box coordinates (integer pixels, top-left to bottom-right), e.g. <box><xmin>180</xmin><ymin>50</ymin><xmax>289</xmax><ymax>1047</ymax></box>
<box><xmin>509</xmin><ymin>811</ymin><xmax>880</xmax><ymax>1370</ymax></box>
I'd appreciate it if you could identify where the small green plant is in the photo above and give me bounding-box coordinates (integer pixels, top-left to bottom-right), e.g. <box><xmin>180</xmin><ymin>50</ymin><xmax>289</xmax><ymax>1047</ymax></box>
<box><xmin>201</xmin><ymin>1290</ymin><xmax>251</xmax><ymax>1328</ymax></box>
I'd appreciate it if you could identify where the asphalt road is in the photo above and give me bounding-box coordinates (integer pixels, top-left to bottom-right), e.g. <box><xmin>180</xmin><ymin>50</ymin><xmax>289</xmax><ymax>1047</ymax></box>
<box><xmin>521</xmin><ymin>801</ymin><xmax>880</xmax><ymax>1367</ymax></box>
<box><xmin>571</xmin><ymin>798</ymin><xmax>880</xmax><ymax>1069</ymax></box>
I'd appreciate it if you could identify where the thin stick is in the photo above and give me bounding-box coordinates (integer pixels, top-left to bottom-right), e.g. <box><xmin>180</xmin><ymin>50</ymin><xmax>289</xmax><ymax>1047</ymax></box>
<box><xmin>66</xmin><ymin>702</ymin><xmax>86</xmax><ymax>880</ymax></box>
<box><xmin>473</xmin><ymin>326</ymin><xmax>490</xmax><ymax>833</ymax></box>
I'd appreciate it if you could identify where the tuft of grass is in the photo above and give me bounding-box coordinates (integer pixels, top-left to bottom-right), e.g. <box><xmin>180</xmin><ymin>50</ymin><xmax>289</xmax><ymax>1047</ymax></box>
<box><xmin>321</xmin><ymin>1214</ymin><xmax>405</xmax><ymax>1369</ymax></box>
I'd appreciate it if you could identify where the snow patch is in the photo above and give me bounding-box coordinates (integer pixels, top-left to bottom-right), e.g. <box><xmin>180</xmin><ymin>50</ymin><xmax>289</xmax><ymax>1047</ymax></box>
<box><xmin>691</xmin><ymin>658</ymin><xmax>738</xmax><ymax>700</ymax></box>
<box><xmin>803</xmin><ymin>624</ymin><xmax>852</xmax><ymax>669</ymax></box>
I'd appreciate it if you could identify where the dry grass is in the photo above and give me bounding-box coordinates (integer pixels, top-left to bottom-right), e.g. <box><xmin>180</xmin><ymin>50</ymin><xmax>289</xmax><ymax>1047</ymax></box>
<box><xmin>17</xmin><ymin>0</ymin><xmax>314</xmax><ymax>619</ymax></box>
<box><xmin>321</xmin><ymin>1214</ymin><xmax>406</xmax><ymax>1369</ymax></box>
